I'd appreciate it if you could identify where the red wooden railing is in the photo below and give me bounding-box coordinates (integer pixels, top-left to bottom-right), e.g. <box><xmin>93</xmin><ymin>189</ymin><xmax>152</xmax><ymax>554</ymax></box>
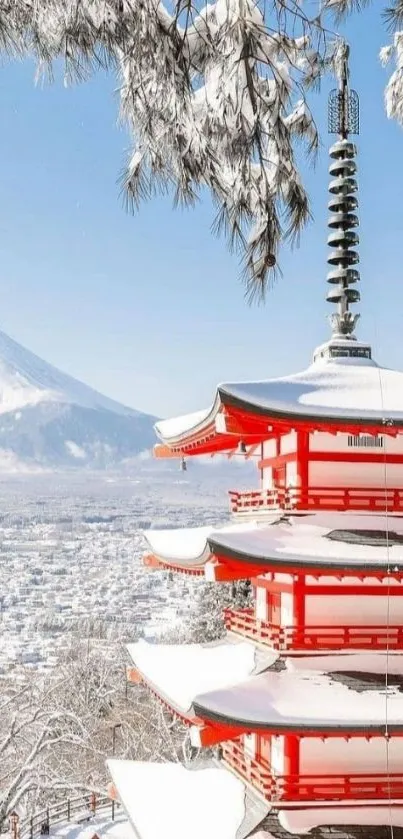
<box><xmin>224</xmin><ymin>607</ymin><xmax>403</xmax><ymax>650</ymax></box>
<box><xmin>229</xmin><ymin>487</ymin><xmax>403</xmax><ymax>515</ymax></box>
<box><xmin>222</xmin><ymin>740</ymin><xmax>403</xmax><ymax>802</ymax></box>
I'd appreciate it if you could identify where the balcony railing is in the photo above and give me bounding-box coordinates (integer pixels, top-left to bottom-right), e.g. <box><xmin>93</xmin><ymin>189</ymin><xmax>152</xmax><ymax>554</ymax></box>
<box><xmin>222</xmin><ymin>740</ymin><xmax>403</xmax><ymax>802</ymax></box>
<box><xmin>224</xmin><ymin>607</ymin><xmax>403</xmax><ymax>651</ymax></box>
<box><xmin>229</xmin><ymin>487</ymin><xmax>403</xmax><ymax>516</ymax></box>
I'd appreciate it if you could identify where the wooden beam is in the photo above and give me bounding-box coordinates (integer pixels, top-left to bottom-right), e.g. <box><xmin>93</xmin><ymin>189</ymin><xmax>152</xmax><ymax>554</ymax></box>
<box><xmin>143</xmin><ymin>552</ymin><xmax>164</xmax><ymax>569</ymax></box>
<box><xmin>107</xmin><ymin>782</ymin><xmax>119</xmax><ymax>801</ymax></box>
<box><xmin>205</xmin><ymin>560</ymin><xmax>267</xmax><ymax>582</ymax></box>
<box><xmin>126</xmin><ymin>666</ymin><xmax>142</xmax><ymax>684</ymax></box>
<box><xmin>190</xmin><ymin>723</ymin><xmax>242</xmax><ymax>748</ymax></box>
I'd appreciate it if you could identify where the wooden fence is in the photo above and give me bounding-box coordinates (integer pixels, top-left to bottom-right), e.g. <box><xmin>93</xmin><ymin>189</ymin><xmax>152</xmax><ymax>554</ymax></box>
<box><xmin>9</xmin><ymin>793</ymin><xmax>120</xmax><ymax>839</ymax></box>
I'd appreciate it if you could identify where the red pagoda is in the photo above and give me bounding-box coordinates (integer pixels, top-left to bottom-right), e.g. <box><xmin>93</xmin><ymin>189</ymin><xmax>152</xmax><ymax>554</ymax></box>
<box><xmin>107</xmin><ymin>46</ymin><xmax>403</xmax><ymax>838</ymax></box>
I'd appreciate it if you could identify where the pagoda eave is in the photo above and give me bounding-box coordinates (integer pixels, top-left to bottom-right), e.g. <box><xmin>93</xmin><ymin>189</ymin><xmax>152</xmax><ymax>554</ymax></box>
<box><xmin>210</xmin><ymin>545</ymin><xmax>403</xmax><ymax>579</ymax></box>
<box><xmin>219</xmin><ymin>389</ymin><xmax>403</xmax><ymax>433</ymax></box>
<box><xmin>154</xmin><ymin>430</ymin><xmax>265</xmax><ymax>458</ymax></box>
<box><xmin>142</xmin><ymin>551</ymin><xmax>270</xmax><ymax>581</ymax></box>
<box><xmin>192</xmin><ymin>709</ymin><xmax>403</xmax><ymax>739</ymax></box>
<box><xmin>143</xmin><ymin>552</ymin><xmax>205</xmax><ymax>576</ymax></box>
<box><xmin>107</xmin><ymin>760</ymin><xmax>270</xmax><ymax>839</ymax></box>
<box><xmin>154</xmin><ymin>403</ymin><xmax>402</xmax><ymax>459</ymax></box>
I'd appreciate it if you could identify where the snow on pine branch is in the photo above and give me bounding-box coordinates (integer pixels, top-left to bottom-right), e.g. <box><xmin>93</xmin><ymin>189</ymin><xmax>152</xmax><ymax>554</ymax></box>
<box><xmin>323</xmin><ymin>0</ymin><xmax>403</xmax><ymax>134</ymax></box>
<box><xmin>0</xmin><ymin>0</ymin><xmax>330</xmax><ymax>298</ymax></box>
<box><xmin>118</xmin><ymin>0</ymin><xmax>328</xmax><ymax>299</ymax></box>
<box><xmin>380</xmin><ymin>32</ymin><xmax>403</xmax><ymax>121</ymax></box>
<box><xmin>1</xmin><ymin>0</ymin><xmax>402</xmax><ymax>296</ymax></box>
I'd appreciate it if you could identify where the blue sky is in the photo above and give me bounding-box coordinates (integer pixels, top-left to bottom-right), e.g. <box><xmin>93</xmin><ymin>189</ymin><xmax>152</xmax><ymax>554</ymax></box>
<box><xmin>0</xmin><ymin>4</ymin><xmax>401</xmax><ymax>418</ymax></box>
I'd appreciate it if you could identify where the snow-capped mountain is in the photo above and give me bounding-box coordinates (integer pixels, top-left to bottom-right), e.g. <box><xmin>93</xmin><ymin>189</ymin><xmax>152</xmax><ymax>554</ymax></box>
<box><xmin>0</xmin><ymin>330</ymin><xmax>157</xmax><ymax>468</ymax></box>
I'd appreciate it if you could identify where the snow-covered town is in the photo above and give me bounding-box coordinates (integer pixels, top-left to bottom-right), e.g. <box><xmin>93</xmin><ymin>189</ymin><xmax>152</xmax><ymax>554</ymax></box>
<box><xmin>0</xmin><ymin>468</ymin><xmax>232</xmax><ymax>674</ymax></box>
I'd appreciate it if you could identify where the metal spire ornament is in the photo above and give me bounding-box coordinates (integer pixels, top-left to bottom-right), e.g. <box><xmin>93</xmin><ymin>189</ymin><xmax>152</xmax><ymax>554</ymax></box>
<box><xmin>327</xmin><ymin>42</ymin><xmax>361</xmax><ymax>342</ymax></box>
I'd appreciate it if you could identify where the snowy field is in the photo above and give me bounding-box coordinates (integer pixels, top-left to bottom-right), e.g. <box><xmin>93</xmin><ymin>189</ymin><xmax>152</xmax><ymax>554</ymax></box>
<box><xmin>0</xmin><ymin>461</ymin><xmax>252</xmax><ymax>673</ymax></box>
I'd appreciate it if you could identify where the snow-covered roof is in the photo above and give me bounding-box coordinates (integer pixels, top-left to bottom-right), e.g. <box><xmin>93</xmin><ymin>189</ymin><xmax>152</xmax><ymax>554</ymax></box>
<box><xmin>145</xmin><ymin>512</ymin><xmax>403</xmax><ymax>574</ymax></box>
<box><xmin>278</xmin><ymin>805</ymin><xmax>403</xmax><ymax>835</ymax></box>
<box><xmin>107</xmin><ymin>760</ymin><xmax>270</xmax><ymax>839</ymax></box>
<box><xmin>155</xmin><ymin>351</ymin><xmax>403</xmax><ymax>445</ymax></box>
<box><xmin>155</xmin><ymin>407</ymin><xmax>215</xmax><ymax>441</ymax></box>
<box><xmin>286</xmin><ymin>652</ymin><xmax>403</xmax><ymax>676</ymax></box>
<box><xmin>143</xmin><ymin>519</ymin><xmax>272</xmax><ymax>570</ymax></box>
<box><xmin>127</xmin><ymin>637</ymin><xmax>277</xmax><ymax>715</ymax></box>
<box><xmin>127</xmin><ymin>638</ymin><xmax>403</xmax><ymax>734</ymax></box>
<box><xmin>193</xmin><ymin>668</ymin><xmax>403</xmax><ymax>733</ymax></box>
<box><xmin>210</xmin><ymin>511</ymin><xmax>403</xmax><ymax>573</ymax></box>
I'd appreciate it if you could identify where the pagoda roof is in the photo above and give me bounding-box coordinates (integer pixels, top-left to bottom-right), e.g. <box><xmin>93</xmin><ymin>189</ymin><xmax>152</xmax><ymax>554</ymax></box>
<box><xmin>107</xmin><ymin>759</ymin><xmax>270</xmax><ymax>839</ymax></box>
<box><xmin>144</xmin><ymin>512</ymin><xmax>403</xmax><ymax>576</ymax></box>
<box><xmin>126</xmin><ymin>639</ymin><xmax>403</xmax><ymax>737</ymax></box>
<box><xmin>286</xmin><ymin>652</ymin><xmax>403</xmax><ymax>676</ymax></box>
<box><xmin>193</xmin><ymin>667</ymin><xmax>403</xmax><ymax>735</ymax></box>
<box><xmin>278</xmin><ymin>805</ymin><xmax>403</xmax><ymax>834</ymax></box>
<box><xmin>143</xmin><ymin>519</ymin><xmax>275</xmax><ymax>574</ymax></box>
<box><xmin>127</xmin><ymin>637</ymin><xmax>277</xmax><ymax>717</ymax></box>
<box><xmin>155</xmin><ymin>351</ymin><xmax>403</xmax><ymax>454</ymax></box>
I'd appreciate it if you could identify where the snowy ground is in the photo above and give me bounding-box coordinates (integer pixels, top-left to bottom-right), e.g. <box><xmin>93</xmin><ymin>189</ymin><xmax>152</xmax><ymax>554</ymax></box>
<box><xmin>50</xmin><ymin>808</ymin><xmax>134</xmax><ymax>839</ymax></box>
<box><xmin>0</xmin><ymin>462</ymin><xmax>249</xmax><ymax>673</ymax></box>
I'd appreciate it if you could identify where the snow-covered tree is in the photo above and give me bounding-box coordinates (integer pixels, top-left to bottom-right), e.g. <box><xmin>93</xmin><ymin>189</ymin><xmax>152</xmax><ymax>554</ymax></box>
<box><xmin>160</xmin><ymin>577</ymin><xmax>253</xmax><ymax>642</ymax></box>
<box><xmin>0</xmin><ymin>638</ymin><xmax>185</xmax><ymax>827</ymax></box>
<box><xmin>0</xmin><ymin>1</ymin><xmax>400</xmax><ymax>295</ymax></box>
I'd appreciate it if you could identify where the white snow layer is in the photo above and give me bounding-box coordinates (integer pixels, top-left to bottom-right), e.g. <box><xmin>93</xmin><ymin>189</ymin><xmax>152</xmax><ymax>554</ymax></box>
<box><xmin>155</xmin><ymin>407</ymin><xmax>213</xmax><ymax>441</ymax></box>
<box><xmin>210</xmin><ymin>511</ymin><xmax>403</xmax><ymax>571</ymax></box>
<box><xmin>220</xmin><ymin>356</ymin><xmax>403</xmax><ymax>420</ymax></box>
<box><xmin>143</xmin><ymin>524</ymin><xmax>216</xmax><ymax>564</ymax></box>
<box><xmin>144</xmin><ymin>511</ymin><xmax>403</xmax><ymax>572</ymax></box>
<box><xmin>50</xmin><ymin>811</ymin><xmax>134</xmax><ymax>839</ymax></box>
<box><xmin>127</xmin><ymin>637</ymin><xmax>276</xmax><ymax>713</ymax></box>
<box><xmin>143</xmin><ymin>519</ymin><xmax>271</xmax><ymax>566</ymax></box>
<box><xmin>0</xmin><ymin>329</ymin><xmax>139</xmax><ymax>417</ymax></box>
<box><xmin>286</xmin><ymin>652</ymin><xmax>403</xmax><ymax>676</ymax></box>
<box><xmin>279</xmin><ymin>806</ymin><xmax>403</xmax><ymax>834</ymax></box>
<box><xmin>193</xmin><ymin>668</ymin><xmax>403</xmax><ymax>731</ymax></box>
<box><xmin>155</xmin><ymin>353</ymin><xmax>403</xmax><ymax>443</ymax></box>
<box><xmin>107</xmin><ymin>760</ymin><xmax>248</xmax><ymax>839</ymax></box>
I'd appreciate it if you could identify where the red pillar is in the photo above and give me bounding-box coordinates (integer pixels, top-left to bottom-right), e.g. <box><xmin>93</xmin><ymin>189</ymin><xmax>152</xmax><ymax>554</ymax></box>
<box><xmin>283</xmin><ymin>735</ymin><xmax>300</xmax><ymax>800</ymax></box>
<box><xmin>293</xmin><ymin>575</ymin><xmax>306</xmax><ymax>629</ymax></box>
<box><xmin>297</xmin><ymin>430</ymin><xmax>309</xmax><ymax>504</ymax></box>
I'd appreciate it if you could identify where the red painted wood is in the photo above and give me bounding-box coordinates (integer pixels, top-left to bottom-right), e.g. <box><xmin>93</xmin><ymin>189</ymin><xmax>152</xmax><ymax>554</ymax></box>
<box><xmin>309</xmin><ymin>451</ymin><xmax>403</xmax><ymax>464</ymax></box>
<box><xmin>258</xmin><ymin>452</ymin><xmax>297</xmax><ymax>470</ymax></box>
<box><xmin>297</xmin><ymin>430</ymin><xmax>309</xmax><ymax>494</ymax></box>
<box><xmin>304</xmin><ymin>584</ymin><xmax>403</xmax><ymax>596</ymax></box>
<box><xmin>224</xmin><ymin>608</ymin><xmax>403</xmax><ymax>651</ymax></box>
<box><xmin>229</xmin><ymin>485</ymin><xmax>403</xmax><ymax>514</ymax></box>
<box><xmin>284</xmin><ymin>735</ymin><xmax>300</xmax><ymax>776</ymax></box>
<box><xmin>221</xmin><ymin>739</ymin><xmax>403</xmax><ymax>802</ymax></box>
<box><xmin>255</xmin><ymin>579</ymin><xmax>294</xmax><ymax>595</ymax></box>
<box><xmin>259</xmin><ymin>735</ymin><xmax>271</xmax><ymax>767</ymax></box>
<box><xmin>293</xmin><ymin>577</ymin><xmax>306</xmax><ymax>627</ymax></box>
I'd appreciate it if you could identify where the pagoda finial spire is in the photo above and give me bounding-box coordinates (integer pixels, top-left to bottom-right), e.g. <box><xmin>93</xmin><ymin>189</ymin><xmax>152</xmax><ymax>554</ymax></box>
<box><xmin>326</xmin><ymin>41</ymin><xmax>360</xmax><ymax>342</ymax></box>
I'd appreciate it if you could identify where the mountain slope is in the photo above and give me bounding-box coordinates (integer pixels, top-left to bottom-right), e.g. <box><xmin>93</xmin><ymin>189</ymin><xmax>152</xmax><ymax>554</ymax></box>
<box><xmin>0</xmin><ymin>330</ymin><xmax>157</xmax><ymax>467</ymax></box>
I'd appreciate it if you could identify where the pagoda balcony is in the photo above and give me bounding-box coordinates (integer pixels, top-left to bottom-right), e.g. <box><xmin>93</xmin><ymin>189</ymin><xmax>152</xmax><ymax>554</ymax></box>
<box><xmin>224</xmin><ymin>607</ymin><xmax>403</xmax><ymax>651</ymax></box>
<box><xmin>229</xmin><ymin>486</ymin><xmax>403</xmax><ymax>516</ymax></box>
<box><xmin>222</xmin><ymin>740</ymin><xmax>403</xmax><ymax>803</ymax></box>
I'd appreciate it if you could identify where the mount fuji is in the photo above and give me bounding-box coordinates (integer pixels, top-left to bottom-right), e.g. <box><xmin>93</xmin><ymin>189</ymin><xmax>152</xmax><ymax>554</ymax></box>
<box><xmin>0</xmin><ymin>330</ymin><xmax>158</xmax><ymax>469</ymax></box>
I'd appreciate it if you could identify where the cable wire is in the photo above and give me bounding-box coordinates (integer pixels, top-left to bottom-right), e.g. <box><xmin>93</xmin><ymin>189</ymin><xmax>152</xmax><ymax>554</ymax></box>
<box><xmin>377</xmin><ymin>363</ymin><xmax>395</xmax><ymax>839</ymax></box>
